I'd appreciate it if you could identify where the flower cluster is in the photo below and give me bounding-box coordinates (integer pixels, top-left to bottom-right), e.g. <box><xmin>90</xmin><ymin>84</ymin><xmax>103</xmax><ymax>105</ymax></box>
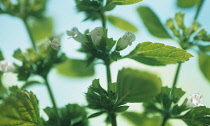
<box><xmin>66</xmin><ymin>27</ymin><xmax>135</xmax><ymax>51</ymax></box>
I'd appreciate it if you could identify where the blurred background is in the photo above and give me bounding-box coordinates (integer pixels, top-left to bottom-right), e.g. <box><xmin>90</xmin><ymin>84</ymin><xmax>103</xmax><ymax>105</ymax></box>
<box><xmin>0</xmin><ymin>0</ymin><xmax>210</xmax><ymax>125</ymax></box>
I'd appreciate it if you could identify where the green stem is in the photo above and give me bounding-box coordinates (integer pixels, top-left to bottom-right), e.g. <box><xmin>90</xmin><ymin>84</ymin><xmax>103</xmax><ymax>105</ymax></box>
<box><xmin>44</xmin><ymin>76</ymin><xmax>61</xmax><ymax>126</ymax></box>
<box><xmin>193</xmin><ymin>0</ymin><xmax>205</xmax><ymax>21</ymax></box>
<box><xmin>104</xmin><ymin>56</ymin><xmax>112</xmax><ymax>91</ymax></box>
<box><xmin>100</xmin><ymin>11</ymin><xmax>106</xmax><ymax>28</ymax></box>
<box><xmin>161</xmin><ymin>114</ymin><xmax>169</xmax><ymax>126</ymax></box>
<box><xmin>22</xmin><ymin>18</ymin><xmax>38</xmax><ymax>52</ymax></box>
<box><xmin>170</xmin><ymin>63</ymin><xmax>182</xmax><ymax>99</ymax></box>
<box><xmin>110</xmin><ymin>113</ymin><xmax>117</xmax><ymax>126</ymax></box>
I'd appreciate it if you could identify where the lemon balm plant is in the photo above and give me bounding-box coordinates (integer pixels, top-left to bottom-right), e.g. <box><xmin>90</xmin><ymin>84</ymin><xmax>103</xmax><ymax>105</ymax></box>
<box><xmin>0</xmin><ymin>0</ymin><xmax>210</xmax><ymax>126</ymax></box>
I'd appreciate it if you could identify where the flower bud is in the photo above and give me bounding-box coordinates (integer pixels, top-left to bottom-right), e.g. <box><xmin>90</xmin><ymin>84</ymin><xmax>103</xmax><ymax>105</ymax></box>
<box><xmin>186</xmin><ymin>93</ymin><xmax>204</xmax><ymax>107</ymax></box>
<box><xmin>116</xmin><ymin>31</ymin><xmax>135</xmax><ymax>51</ymax></box>
<box><xmin>87</xmin><ymin>27</ymin><xmax>104</xmax><ymax>46</ymax></box>
<box><xmin>50</xmin><ymin>38</ymin><xmax>61</xmax><ymax>50</ymax></box>
<box><xmin>166</xmin><ymin>19</ymin><xmax>180</xmax><ymax>37</ymax></box>
<box><xmin>166</xmin><ymin>19</ymin><xmax>175</xmax><ymax>29</ymax></box>
<box><xmin>194</xmin><ymin>29</ymin><xmax>207</xmax><ymax>40</ymax></box>
<box><xmin>0</xmin><ymin>60</ymin><xmax>15</xmax><ymax>73</ymax></box>
<box><xmin>66</xmin><ymin>27</ymin><xmax>88</xmax><ymax>44</ymax></box>
<box><xmin>175</xmin><ymin>12</ymin><xmax>185</xmax><ymax>29</ymax></box>
<box><xmin>191</xmin><ymin>21</ymin><xmax>201</xmax><ymax>33</ymax></box>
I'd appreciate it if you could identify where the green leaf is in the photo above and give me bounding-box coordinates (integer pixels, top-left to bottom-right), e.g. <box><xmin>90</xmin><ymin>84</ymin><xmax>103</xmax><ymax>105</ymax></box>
<box><xmin>143</xmin><ymin>86</ymin><xmax>188</xmax><ymax>116</ymax></box>
<box><xmin>113</xmin><ymin>0</ymin><xmax>143</xmax><ymax>5</ymax></box>
<box><xmin>88</xmin><ymin>111</ymin><xmax>105</xmax><ymax>119</ymax></box>
<box><xmin>121</xmin><ymin>112</ymin><xmax>171</xmax><ymax>126</ymax></box>
<box><xmin>105</xmin><ymin>37</ymin><xmax>116</xmax><ymax>51</ymax></box>
<box><xmin>107</xmin><ymin>15</ymin><xmax>138</xmax><ymax>33</ymax></box>
<box><xmin>86</xmin><ymin>79</ymin><xmax>113</xmax><ymax>110</ymax></box>
<box><xmin>21</xmin><ymin>81</ymin><xmax>42</xmax><ymax>89</ymax></box>
<box><xmin>137</xmin><ymin>6</ymin><xmax>171</xmax><ymax>38</ymax></box>
<box><xmin>117</xmin><ymin>68</ymin><xmax>162</xmax><ymax>103</ymax></box>
<box><xmin>0</xmin><ymin>50</ymin><xmax>4</xmax><ymax>60</ymax></box>
<box><xmin>177</xmin><ymin>0</ymin><xmax>200</xmax><ymax>8</ymax></box>
<box><xmin>160</xmin><ymin>86</ymin><xmax>185</xmax><ymax>103</ymax></box>
<box><xmin>28</xmin><ymin>17</ymin><xmax>54</xmax><ymax>43</ymax></box>
<box><xmin>182</xmin><ymin>106</ymin><xmax>210</xmax><ymax>126</ymax></box>
<box><xmin>127</xmin><ymin>42</ymin><xmax>193</xmax><ymax>66</ymax></box>
<box><xmin>56</xmin><ymin>58</ymin><xmax>95</xmax><ymax>77</ymax></box>
<box><xmin>198</xmin><ymin>53</ymin><xmax>210</xmax><ymax>82</ymax></box>
<box><xmin>115</xmin><ymin>106</ymin><xmax>129</xmax><ymax>112</ymax></box>
<box><xmin>0</xmin><ymin>89</ymin><xmax>41</xmax><ymax>126</ymax></box>
<box><xmin>44</xmin><ymin>104</ymin><xmax>88</xmax><ymax>126</ymax></box>
<box><xmin>111</xmin><ymin>51</ymin><xmax>122</xmax><ymax>61</ymax></box>
<box><xmin>0</xmin><ymin>72</ymin><xmax>7</xmax><ymax>99</ymax></box>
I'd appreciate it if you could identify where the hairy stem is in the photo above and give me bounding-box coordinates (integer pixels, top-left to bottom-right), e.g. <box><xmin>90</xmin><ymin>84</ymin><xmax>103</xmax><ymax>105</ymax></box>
<box><xmin>22</xmin><ymin>18</ymin><xmax>38</xmax><ymax>52</ymax></box>
<box><xmin>44</xmin><ymin>76</ymin><xmax>61</xmax><ymax>126</ymax></box>
<box><xmin>194</xmin><ymin>0</ymin><xmax>205</xmax><ymax>21</ymax></box>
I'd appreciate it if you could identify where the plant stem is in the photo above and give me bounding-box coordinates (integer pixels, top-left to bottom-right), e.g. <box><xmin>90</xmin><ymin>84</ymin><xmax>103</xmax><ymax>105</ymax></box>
<box><xmin>100</xmin><ymin>11</ymin><xmax>106</xmax><ymax>28</ymax></box>
<box><xmin>22</xmin><ymin>18</ymin><xmax>38</xmax><ymax>52</ymax></box>
<box><xmin>193</xmin><ymin>0</ymin><xmax>205</xmax><ymax>21</ymax></box>
<box><xmin>161</xmin><ymin>114</ymin><xmax>169</xmax><ymax>126</ymax></box>
<box><xmin>170</xmin><ymin>63</ymin><xmax>182</xmax><ymax>99</ymax></box>
<box><xmin>44</xmin><ymin>76</ymin><xmax>61</xmax><ymax>126</ymax></box>
<box><xmin>104</xmin><ymin>56</ymin><xmax>112</xmax><ymax>90</ymax></box>
<box><xmin>110</xmin><ymin>113</ymin><xmax>117</xmax><ymax>126</ymax></box>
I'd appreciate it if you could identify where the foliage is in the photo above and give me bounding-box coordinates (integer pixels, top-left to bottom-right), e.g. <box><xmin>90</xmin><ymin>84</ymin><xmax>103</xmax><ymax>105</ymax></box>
<box><xmin>198</xmin><ymin>53</ymin><xmax>210</xmax><ymax>82</ymax></box>
<box><xmin>0</xmin><ymin>51</ymin><xmax>7</xmax><ymax>99</ymax></box>
<box><xmin>121</xmin><ymin>112</ymin><xmax>171</xmax><ymax>126</ymax></box>
<box><xmin>86</xmin><ymin>68</ymin><xmax>162</xmax><ymax>123</ymax></box>
<box><xmin>0</xmin><ymin>0</ymin><xmax>209</xmax><ymax>126</ymax></box>
<box><xmin>112</xmin><ymin>0</ymin><xmax>143</xmax><ymax>5</ymax></box>
<box><xmin>143</xmin><ymin>86</ymin><xmax>210</xmax><ymax>126</ymax></box>
<box><xmin>176</xmin><ymin>0</ymin><xmax>200</xmax><ymax>8</ymax></box>
<box><xmin>107</xmin><ymin>15</ymin><xmax>138</xmax><ymax>33</ymax></box>
<box><xmin>127</xmin><ymin>42</ymin><xmax>193</xmax><ymax>66</ymax></box>
<box><xmin>0</xmin><ymin>87</ymin><xmax>42</xmax><ymax>126</ymax></box>
<box><xmin>117</xmin><ymin>68</ymin><xmax>162</xmax><ymax>103</ymax></box>
<box><xmin>56</xmin><ymin>58</ymin><xmax>95</xmax><ymax>77</ymax></box>
<box><xmin>0</xmin><ymin>0</ymin><xmax>48</xmax><ymax>19</ymax></box>
<box><xmin>13</xmin><ymin>42</ymin><xmax>66</xmax><ymax>81</ymax></box>
<box><xmin>28</xmin><ymin>17</ymin><xmax>54</xmax><ymax>43</ymax></box>
<box><xmin>43</xmin><ymin>104</ymin><xmax>88</xmax><ymax>126</ymax></box>
<box><xmin>137</xmin><ymin>6</ymin><xmax>171</xmax><ymax>39</ymax></box>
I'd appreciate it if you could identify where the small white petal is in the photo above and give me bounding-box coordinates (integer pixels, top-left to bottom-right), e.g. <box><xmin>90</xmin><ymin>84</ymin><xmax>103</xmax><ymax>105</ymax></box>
<box><xmin>50</xmin><ymin>38</ymin><xmax>61</xmax><ymax>50</ymax></box>
<box><xmin>66</xmin><ymin>27</ymin><xmax>79</xmax><ymax>37</ymax></box>
<box><xmin>66</xmin><ymin>27</ymin><xmax>88</xmax><ymax>44</ymax></box>
<box><xmin>0</xmin><ymin>60</ymin><xmax>15</xmax><ymax>73</ymax></box>
<box><xmin>187</xmin><ymin>93</ymin><xmax>204</xmax><ymax>107</ymax></box>
<box><xmin>88</xmin><ymin>27</ymin><xmax>104</xmax><ymax>46</ymax></box>
<box><xmin>116</xmin><ymin>31</ymin><xmax>135</xmax><ymax>51</ymax></box>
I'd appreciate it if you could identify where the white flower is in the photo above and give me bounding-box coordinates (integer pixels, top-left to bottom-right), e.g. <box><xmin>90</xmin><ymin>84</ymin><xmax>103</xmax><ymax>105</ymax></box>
<box><xmin>116</xmin><ymin>31</ymin><xmax>135</xmax><ymax>51</ymax></box>
<box><xmin>66</xmin><ymin>27</ymin><xmax>88</xmax><ymax>44</ymax></box>
<box><xmin>87</xmin><ymin>27</ymin><xmax>104</xmax><ymax>46</ymax></box>
<box><xmin>0</xmin><ymin>60</ymin><xmax>15</xmax><ymax>73</ymax></box>
<box><xmin>186</xmin><ymin>93</ymin><xmax>204</xmax><ymax>107</ymax></box>
<box><xmin>50</xmin><ymin>38</ymin><xmax>61</xmax><ymax>50</ymax></box>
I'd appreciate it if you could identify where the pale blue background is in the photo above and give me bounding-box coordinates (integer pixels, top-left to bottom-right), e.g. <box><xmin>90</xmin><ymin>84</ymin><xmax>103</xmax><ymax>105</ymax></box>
<box><xmin>1</xmin><ymin>0</ymin><xmax>210</xmax><ymax>125</ymax></box>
